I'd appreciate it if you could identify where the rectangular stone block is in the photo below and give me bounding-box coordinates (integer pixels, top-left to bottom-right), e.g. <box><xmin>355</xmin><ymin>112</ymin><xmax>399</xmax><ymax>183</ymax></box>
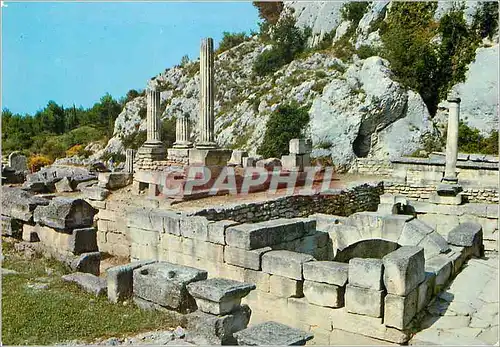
<box><xmin>417</xmin><ymin>272</ymin><xmax>435</xmax><ymax>312</ymax></box>
<box><xmin>348</xmin><ymin>258</ymin><xmax>383</xmax><ymax>290</ymax></box>
<box><xmin>303</xmin><ymin>280</ymin><xmax>344</xmax><ymax>308</ymax></box>
<box><xmin>162</xmin><ymin>211</ymin><xmax>182</xmax><ymax>236</ymax></box>
<box><xmin>180</xmin><ymin>215</ymin><xmax>211</xmax><ymax>241</ymax></box>
<box><xmin>159</xmin><ymin>233</ymin><xmax>183</xmax><ymax>251</ymax></box>
<box><xmin>225</xmin><ymin>219</ymin><xmax>310</xmax><ymax>250</ymax></box>
<box><xmin>133</xmin><ymin>262</ymin><xmax>207</xmax><ymax>312</ymax></box>
<box><xmin>128</xmin><ymin>227</ymin><xmax>160</xmax><ymax>246</ymax></box>
<box><xmin>345</xmin><ymin>284</ymin><xmax>384</xmax><ymax>318</ymax></box>
<box><xmin>384</xmin><ymin>290</ymin><xmax>418</xmax><ymax>330</ymax></box>
<box><xmin>270</xmin><ymin>275</ymin><xmax>303</xmax><ymax>298</ymax></box>
<box><xmin>381</xmin><ymin>215</ymin><xmax>414</xmax><ymax>242</ymax></box>
<box><xmin>35</xmin><ymin>225</ymin><xmax>98</xmax><ymax>254</ymax></box>
<box><xmin>182</xmin><ymin>238</ymin><xmax>224</xmax><ymax>263</ymax></box>
<box><xmin>106</xmin><ymin>260</ymin><xmax>156</xmax><ymax>303</ymax></box>
<box><xmin>289</xmin><ymin>138</ymin><xmax>307</xmax><ymax>155</ymax></box>
<box><xmin>234</xmin><ymin>321</ymin><xmax>313</xmax><ymax>346</ymax></box>
<box><xmin>242</xmin><ymin>269</ymin><xmax>271</xmax><ymax>293</ymax></box>
<box><xmin>126</xmin><ymin>208</ymin><xmax>153</xmax><ymax>229</ymax></box>
<box><xmin>382</xmin><ymin>246</ymin><xmax>425</xmax><ymax>296</ymax></box>
<box><xmin>286</xmin><ymin>297</ymin><xmax>335</xmax><ymax>331</ymax></box>
<box><xmin>22</xmin><ymin>224</ymin><xmax>39</xmax><ymax>242</ymax></box>
<box><xmin>261</xmin><ymin>250</ymin><xmax>315</xmax><ymax>280</ymax></box>
<box><xmin>207</xmin><ymin>220</ymin><xmax>239</xmax><ymax>245</ymax></box>
<box><xmin>303</xmin><ymin>261</ymin><xmax>348</xmax><ymax>286</ymax></box>
<box><xmin>224</xmin><ymin>246</ymin><xmax>271</xmax><ymax>270</ymax></box>
<box><xmin>425</xmin><ymin>255</ymin><xmax>452</xmax><ymax>292</ymax></box>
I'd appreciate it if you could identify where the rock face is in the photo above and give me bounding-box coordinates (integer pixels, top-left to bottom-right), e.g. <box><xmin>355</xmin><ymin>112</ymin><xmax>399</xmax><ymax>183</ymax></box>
<box><xmin>97</xmin><ymin>1</ymin><xmax>497</xmax><ymax>172</ymax></box>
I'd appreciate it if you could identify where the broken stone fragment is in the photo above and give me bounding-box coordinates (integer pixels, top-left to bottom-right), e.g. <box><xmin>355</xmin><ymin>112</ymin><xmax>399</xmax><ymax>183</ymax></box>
<box><xmin>62</xmin><ymin>272</ymin><xmax>107</xmax><ymax>296</ymax></box>
<box><xmin>234</xmin><ymin>321</ymin><xmax>314</xmax><ymax>346</ymax></box>
<box><xmin>33</xmin><ymin>197</ymin><xmax>96</xmax><ymax>230</ymax></box>
<box><xmin>133</xmin><ymin>262</ymin><xmax>207</xmax><ymax>313</ymax></box>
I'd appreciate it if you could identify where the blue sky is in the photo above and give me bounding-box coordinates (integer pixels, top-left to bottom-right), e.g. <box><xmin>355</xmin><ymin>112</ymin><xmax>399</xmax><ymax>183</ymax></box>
<box><xmin>2</xmin><ymin>1</ymin><xmax>260</xmax><ymax>115</ymax></box>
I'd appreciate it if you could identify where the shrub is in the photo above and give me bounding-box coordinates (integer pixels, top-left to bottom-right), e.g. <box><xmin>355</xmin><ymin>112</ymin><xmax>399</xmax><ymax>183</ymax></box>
<box><xmin>66</xmin><ymin>144</ymin><xmax>85</xmax><ymax>157</ymax></box>
<box><xmin>257</xmin><ymin>102</ymin><xmax>310</xmax><ymax>158</ymax></box>
<box><xmin>472</xmin><ymin>2</ymin><xmax>499</xmax><ymax>39</ymax></box>
<box><xmin>180</xmin><ymin>55</ymin><xmax>190</xmax><ymax>68</ymax></box>
<box><xmin>101</xmin><ymin>152</ymin><xmax>126</xmax><ymax>164</ymax></box>
<box><xmin>217</xmin><ymin>32</ymin><xmax>249</xmax><ymax>54</ymax></box>
<box><xmin>121</xmin><ymin>131</ymin><xmax>146</xmax><ymax>150</ymax></box>
<box><xmin>340</xmin><ymin>2</ymin><xmax>369</xmax><ymax>23</ymax></box>
<box><xmin>161</xmin><ymin>117</ymin><xmax>177</xmax><ymax>147</ymax></box>
<box><xmin>28</xmin><ymin>155</ymin><xmax>52</xmax><ymax>173</ymax></box>
<box><xmin>138</xmin><ymin>107</ymin><xmax>147</xmax><ymax>119</ymax></box>
<box><xmin>356</xmin><ymin>45</ymin><xmax>379</xmax><ymax>59</ymax></box>
<box><xmin>253</xmin><ymin>1</ymin><xmax>284</xmax><ymax>25</ymax></box>
<box><xmin>253</xmin><ymin>14</ymin><xmax>310</xmax><ymax>76</ymax></box>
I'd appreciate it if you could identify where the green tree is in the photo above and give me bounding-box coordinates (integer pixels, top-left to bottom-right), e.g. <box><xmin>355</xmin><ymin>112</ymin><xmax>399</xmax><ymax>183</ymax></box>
<box><xmin>253</xmin><ymin>1</ymin><xmax>284</xmax><ymax>25</ymax></box>
<box><xmin>216</xmin><ymin>32</ymin><xmax>249</xmax><ymax>54</ymax></box>
<box><xmin>257</xmin><ymin>102</ymin><xmax>310</xmax><ymax>158</ymax></box>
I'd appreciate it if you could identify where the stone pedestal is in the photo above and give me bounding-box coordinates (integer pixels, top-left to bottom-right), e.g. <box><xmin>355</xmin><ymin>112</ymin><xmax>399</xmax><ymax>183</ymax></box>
<box><xmin>189</xmin><ymin>149</ymin><xmax>232</xmax><ymax>166</ymax></box>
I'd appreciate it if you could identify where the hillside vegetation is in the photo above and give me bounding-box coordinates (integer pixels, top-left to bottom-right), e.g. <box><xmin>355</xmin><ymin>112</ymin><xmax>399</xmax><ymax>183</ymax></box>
<box><xmin>2</xmin><ymin>1</ymin><xmax>498</xmax><ymax>170</ymax></box>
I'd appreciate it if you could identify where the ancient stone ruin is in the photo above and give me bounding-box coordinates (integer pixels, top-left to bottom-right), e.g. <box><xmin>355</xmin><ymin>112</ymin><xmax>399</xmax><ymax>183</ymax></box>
<box><xmin>2</xmin><ymin>39</ymin><xmax>498</xmax><ymax>346</ymax></box>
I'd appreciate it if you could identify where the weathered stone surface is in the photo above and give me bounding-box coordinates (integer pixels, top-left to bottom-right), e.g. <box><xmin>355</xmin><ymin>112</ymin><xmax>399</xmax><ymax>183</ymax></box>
<box><xmin>1</xmin><ymin>187</ymin><xmax>49</xmax><ymax>222</ymax></box>
<box><xmin>234</xmin><ymin>321</ymin><xmax>314</xmax><ymax>346</ymax></box>
<box><xmin>208</xmin><ymin>220</ymin><xmax>239</xmax><ymax>245</ymax></box>
<box><xmin>224</xmin><ymin>246</ymin><xmax>271</xmax><ymax>271</ymax></box>
<box><xmin>261</xmin><ymin>250</ymin><xmax>315</xmax><ymax>280</ymax></box>
<box><xmin>345</xmin><ymin>284</ymin><xmax>384</xmax><ymax>318</ymax></box>
<box><xmin>98</xmin><ymin>172</ymin><xmax>133</xmax><ymax>190</ymax></box>
<box><xmin>304</xmin><ymin>280</ymin><xmax>344</xmax><ymax>308</ymax></box>
<box><xmin>22</xmin><ymin>225</ymin><xmax>39</xmax><ymax>242</ymax></box>
<box><xmin>447</xmin><ymin>222</ymin><xmax>483</xmax><ymax>256</ymax></box>
<box><xmin>75</xmin><ymin>180</ymin><xmax>97</xmax><ymax>191</ymax></box>
<box><xmin>1</xmin><ymin>215</ymin><xmax>23</xmax><ymax>237</ymax></box>
<box><xmin>8</xmin><ymin>151</ymin><xmax>27</xmax><ymax>171</ymax></box>
<box><xmin>33</xmin><ymin>197</ymin><xmax>96</xmax><ymax>230</ymax></box>
<box><xmin>82</xmin><ymin>186</ymin><xmax>110</xmax><ymax>201</ymax></box>
<box><xmin>417</xmin><ymin>272</ymin><xmax>436</xmax><ymax>312</ymax></box>
<box><xmin>133</xmin><ymin>262</ymin><xmax>207</xmax><ymax>313</ymax></box>
<box><xmin>303</xmin><ymin>261</ymin><xmax>348</xmax><ymax>286</ymax></box>
<box><xmin>106</xmin><ymin>260</ymin><xmax>156</xmax><ymax>303</ymax></box>
<box><xmin>348</xmin><ymin>258</ymin><xmax>383</xmax><ymax>290</ymax></box>
<box><xmin>256</xmin><ymin>158</ymin><xmax>282</xmax><ymax>171</ymax></box>
<box><xmin>71</xmin><ymin>251</ymin><xmax>101</xmax><ymax>276</ymax></box>
<box><xmin>417</xmin><ymin>232</ymin><xmax>451</xmax><ymax>259</ymax></box>
<box><xmin>382</xmin><ymin>246</ymin><xmax>425</xmax><ymax>296</ymax></box>
<box><xmin>187</xmin><ymin>278</ymin><xmax>255</xmax><ymax>315</ymax></box>
<box><xmin>35</xmin><ymin>225</ymin><xmax>98</xmax><ymax>254</ymax></box>
<box><xmin>226</xmin><ymin>219</ymin><xmax>313</xmax><ymax>250</ymax></box>
<box><xmin>384</xmin><ymin>290</ymin><xmax>418</xmax><ymax>330</ymax></box>
<box><xmin>55</xmin><ymin>177</ymin><xmax>74</xmax><ymax>193</ymax></box>
<box><xmin>187</xmin><ymin>304</ymin><xmax>252</xmax><ymax>345</ymax></box>
<box><xmin>180</xmin><ymin>215</ymin><xmax>211</xmax><ymax>241</ymax></box>
<box><xmin>425</xmin><ymin>255</ymin><xmax>453</xmax><ymax>291</ymax></box>
<box><xmin>398</xmin><ymin>218</ymin><xmax>435</xmax><ymax>246</ymax></box>
<box><xmin>228</xmin><ymin>150</ymin><xmax>248</xmax><ymax>166</ymax></box>
<box><xmin>269</xmin><ymin>275</ymin><xmax>303</xmax><ymax>298</ymax></box>
<box><xmin>62</xmin><ymin>272</ymin><xmax>107</xmax><ymax>296</ymax></box>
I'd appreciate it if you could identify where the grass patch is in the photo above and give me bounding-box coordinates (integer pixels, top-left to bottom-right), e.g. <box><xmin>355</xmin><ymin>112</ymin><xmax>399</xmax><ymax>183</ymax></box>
<box><xmin>1</xmin><ymin>239</ymin><xmax>182</xmax><ymax>345</ymax></box>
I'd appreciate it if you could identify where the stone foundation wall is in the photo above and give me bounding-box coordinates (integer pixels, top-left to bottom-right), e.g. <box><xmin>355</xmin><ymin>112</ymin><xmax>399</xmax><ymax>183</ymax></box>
<box><xmin>352</xmin><ymin>157</ymin><xmax>499</xmax><ymax>204</ymax></box>
<box><xmin>193</xmin><ymin>182</ymin><xmax>384</xmax><ymax>223</ymax></box>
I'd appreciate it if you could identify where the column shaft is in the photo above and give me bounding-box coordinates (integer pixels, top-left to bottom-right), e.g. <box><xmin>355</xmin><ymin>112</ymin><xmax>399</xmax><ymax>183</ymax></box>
<box><xmin>443</xmin><ymin>97</ymin><xmax>461</xmax><ymax>182</ymax></box>
<box><xmin>146</xmin><ymin>88</ymin><xmax>161</xmax><ymax>143</ymax></box>
<box><xmin>197</xmin><ymin>38</ymin><xmax>217</xmax><ymax>148</ymax></box>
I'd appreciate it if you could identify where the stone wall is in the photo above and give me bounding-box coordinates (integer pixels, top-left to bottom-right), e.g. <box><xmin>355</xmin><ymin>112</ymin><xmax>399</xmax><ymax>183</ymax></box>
<box><xmin>352</xmin><ymin>156</ymin><xmax>499</xmax><ymax>204</ymax></box>
<box><xmin>193</xmin><ymin>182</ymin><xmax>384</xmax><ymax>223</ymax></box>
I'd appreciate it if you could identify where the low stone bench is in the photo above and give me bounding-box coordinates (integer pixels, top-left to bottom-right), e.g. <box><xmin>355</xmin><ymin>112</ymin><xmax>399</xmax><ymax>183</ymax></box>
<box><xmin>234</xmin><ymin>321</ymin><xmax>313</xmax><ymax>345</ymax></box>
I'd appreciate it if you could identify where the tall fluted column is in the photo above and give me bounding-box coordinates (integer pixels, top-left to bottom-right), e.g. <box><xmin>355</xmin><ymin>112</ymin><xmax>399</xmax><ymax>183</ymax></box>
<box><xmin>196</xmin><ymin>37</ymin><xmax>217</xmax><ymax>149</ymax></box>
<box><xmin>125</xmin><ymin>149</ymin><xmax>135</xmax><ymax>173</ymax></box>
<box><xmin>174</xmin><ymin>114</ymin><xmax>193</xmax><ymax>148</ymax></box>
<box><xmin>146</xmin><ymin>88</ymin><xmax>162</xmax><ymax>143</ymax></box>
<box><xmin>443</xmin><ymin>95</ymin><xmax>461</xmax><ymax>183</ymax></box>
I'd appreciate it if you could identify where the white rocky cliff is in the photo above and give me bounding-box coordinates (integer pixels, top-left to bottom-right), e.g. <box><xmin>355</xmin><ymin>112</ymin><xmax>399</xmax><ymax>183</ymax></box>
<box><xmin>100</xmin><ymin>1</ymin><xmax>499</xmax><ymax>171</ymax></box>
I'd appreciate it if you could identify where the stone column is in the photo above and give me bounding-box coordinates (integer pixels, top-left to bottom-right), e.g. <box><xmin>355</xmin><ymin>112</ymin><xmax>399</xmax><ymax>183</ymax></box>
<box><xmin>146</xmin><ymin>88</ymin><xmax>162</xmax><ymax>144</ymax></box>
<box><xmin>196</xmin><ymin>37</ymin><xmax>217</xmax><ymax>149</ymax></box>
<box><xmin>442</xmin><ymin>95</ymin><xmax>461</xmax><ymax>183</ymax></box>
<box><xmin>173</xmin><ymin>114</ymin><xmax>193</xmax><ymax>149</ymax></box>
<box><xmin>125</xmin><ymin>149</ymin><xmax>135</xmax><ymax>173</ymax></box>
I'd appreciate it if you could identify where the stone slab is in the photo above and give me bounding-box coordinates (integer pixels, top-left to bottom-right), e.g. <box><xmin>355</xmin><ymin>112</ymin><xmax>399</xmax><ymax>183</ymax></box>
<box><xmin>261</xmin><ymin>250</ymin><xmax>315</xmax><ymax>280</ymax></box>
<box><xmin>384</xmin><ymin>289</ymin><xmax>418</xmax><ymax>330</ymax></box>
<box><xmin>345</xmin><ymin>284</ymin><xmax>384</xmax><ymax>318</ymax></box>
<box><xmin>303</xmin><ymin>261</ymin><xmax>349</xmax><ymax>286</ymax></box>
<box><xmin>303</xmin><ymin>280</ymin><xmax>344</xmax><ymax>308</ymax></box>
<box><xmin>62</xmin><ymin>272</ymin><xmax>107</xmax><ymax>296</ymax></box>
<box><xmin>106</xmin><ymin>260</ymin><xmax>156</xmax><ymax>303</ymax></box>
<box><xmin>382</xmin><ymin>246</ymin><xmax>425</xmax><ymax>296</ymax></box>
<box><xmin>234</xmin><ymin>321</ymin><xmax>314</xmax><ymax>346</ymax></box>
<box><xmin>348</xmin><ymin>258</ymin><xmax>384</xmax><ymax>290</ymax></box>
<box><xmin>224</xmin><ymin>246</ymin><xmax>271</xmax><ymax>271</ymax></box>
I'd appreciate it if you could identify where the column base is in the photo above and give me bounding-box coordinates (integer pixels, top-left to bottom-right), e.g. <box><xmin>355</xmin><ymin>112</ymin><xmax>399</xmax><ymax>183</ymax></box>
<box><xmin>441</xmin><ymin>176</ymin><xmax>459</xmax><ymax>184</ymax></box>
<box><xmin>173</xmin><ymin>141</ymin><xmax>194</xmax><ymax>149</ymax></box>
<box><xmin>195</xmin><ymin>142</ymin><xmax>218</xmax><ymax>150</ymax></box>
<box><xmin>189</xmin><ymin>148</ymin><xmax>232</xmax><ymax>166</ymax></box>
<box><xmin>137</xmin><ymin>142</ymin><xmax>166</xmax><ymax>161</ymax></box>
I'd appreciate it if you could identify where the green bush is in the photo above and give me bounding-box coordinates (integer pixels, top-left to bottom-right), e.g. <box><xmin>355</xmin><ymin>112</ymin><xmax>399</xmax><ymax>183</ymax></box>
<box><xmin>340</xmin><ymin>2</ymin><xmax>369</xmax><ymax>23</ymax></box>
<box><xmin>257</xmin><ymin>102</ymin><xmax>310</xmax><ymax>158</ymax></box>
<box><xmin>217</xmin><ymin>32</ymin><xmax>249</xmax><ymax>54</ymax></box>
<box><xmin>121</xmin><ymin>131</ymin><xmax>146</xmax><ymax>150</ymax></box>
<box><xmin>472</xmin><ymin>2</ymin><xmax>499</xmax><ymax>39</ymax></box>
<box><xmin>161</xmin><ymin>117</ymin><xmax>177</xmax><ymax>147</ymax></box>
<box><xmin>253</xmin><ymin>14</ymin><xmax>310</xmax><ymax>76</ymax></box>
<box><xmin>356</xmin><ymin>45</ymin><xmax>379</xmax><ymax>59</ymax></box>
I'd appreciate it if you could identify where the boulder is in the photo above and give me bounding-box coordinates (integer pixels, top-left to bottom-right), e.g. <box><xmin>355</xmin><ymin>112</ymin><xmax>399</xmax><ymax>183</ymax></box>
<box><xmin>82</xmin><ymin>186</ymin><xmax>110</xmax><ymax>201</ymax></box>
<box><xmin>55</xmin><ymin>177</ymin><xmax>74</xmax><ymax>193</ymax></box>
<box><xmin>33</xmin><ymin>197</ymin><xmax>96</xmax><ymax>230</ymax></box>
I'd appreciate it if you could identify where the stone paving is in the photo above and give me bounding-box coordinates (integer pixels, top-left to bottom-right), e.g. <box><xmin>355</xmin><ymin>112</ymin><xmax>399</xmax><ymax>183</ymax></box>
<box><xmin>410</xmin><ymin>254</ymin><xmax>499</xmax><ymax>345</ymax></box>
